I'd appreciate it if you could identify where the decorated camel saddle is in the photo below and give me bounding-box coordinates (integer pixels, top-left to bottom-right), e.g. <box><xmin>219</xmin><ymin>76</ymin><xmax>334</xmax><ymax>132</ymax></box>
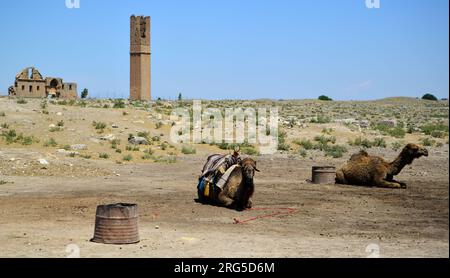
<box><xmin>197</xmin><ymin>148</ymin><xmax>241</xmax><ymax>201</ymax></box>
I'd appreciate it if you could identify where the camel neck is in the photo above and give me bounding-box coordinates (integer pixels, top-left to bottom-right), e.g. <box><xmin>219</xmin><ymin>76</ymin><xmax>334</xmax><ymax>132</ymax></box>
<box><xmin>243</xmin><ymin>176</ymin><xmax>254</xmax><ymax>188</ymax></box>
<box><xmin>388</xmin><ymin>152</ymin><xmax>413</xmax><ymax>175</ymax></box>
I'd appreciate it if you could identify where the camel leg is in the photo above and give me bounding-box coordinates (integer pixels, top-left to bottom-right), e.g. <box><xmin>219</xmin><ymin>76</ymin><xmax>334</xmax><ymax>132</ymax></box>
<box><xmin>217</xmin><ymin>192</ymin><xmax>234</xmax><ymax>208</ymax></box>
<box><xmin>335</xmin><ymin>169</ymin><xmax>347</xmax><ymax>184</ymax></box>
<box><xmin>383</xmin><ymin>174</ymin><xmax>407</xmax><ymax>188</ymax></box>
<box><xmin>246</xmin><ymin>198</ymin><xmax>253</xmax><ymax>209</ymax></box>
<box><xmin>391</xmin><ymin>179</ymin><xmax>407</xmax><ymax>189</ymax></box>
<box><xmin>376</xmin><ymin>180</ymin><xmax>404</xmax><ymax>189</ymax></box>
<box><xmin>374</xmin><ymin>173</ymin><xmax>404</xmax><ymax>189</ymax></box>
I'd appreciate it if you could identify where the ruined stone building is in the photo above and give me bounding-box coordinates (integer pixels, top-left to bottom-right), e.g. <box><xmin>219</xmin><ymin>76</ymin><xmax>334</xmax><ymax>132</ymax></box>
<box><xmin>130</xmin><ymin>15</ymin><xmax>151</xmax><ymax>101</ymax></box>
<box><xmin>8</xmin><ymin>67</ymin><xmax>77</xmax><ymax>99</ymax></box>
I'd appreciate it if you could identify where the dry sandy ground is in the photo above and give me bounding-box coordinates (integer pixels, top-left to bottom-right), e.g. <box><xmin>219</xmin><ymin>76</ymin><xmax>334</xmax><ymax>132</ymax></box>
<box><xmin>0</xmin><ymin>148</ymin><xmax>448</xmax><ymax>258</ymax></box>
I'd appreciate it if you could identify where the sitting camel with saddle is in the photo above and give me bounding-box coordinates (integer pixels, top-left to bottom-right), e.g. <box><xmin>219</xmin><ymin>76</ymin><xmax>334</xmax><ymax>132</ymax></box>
<box><xmin>197</xmin><ymin>147</ymin><xmax>260</xmax><ymax>210</ymax></box>
<box><xmin>335</xmin><ymin>143</ymin><xmax>428</xmax><ymax>188</ymax></box>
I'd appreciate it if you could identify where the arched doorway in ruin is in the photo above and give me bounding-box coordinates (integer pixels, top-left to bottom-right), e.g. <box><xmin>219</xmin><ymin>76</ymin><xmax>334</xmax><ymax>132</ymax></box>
<box><xmin>47</xmin><ymin>79</ymin><xmax>59</xmax><ymax>98</ymax></box>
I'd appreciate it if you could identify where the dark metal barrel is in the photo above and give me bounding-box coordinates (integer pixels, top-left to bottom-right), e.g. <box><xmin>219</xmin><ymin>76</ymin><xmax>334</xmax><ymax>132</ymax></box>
<box><xmin>311</xmin><ymin>166</ymin><xmax>336</xmax><ymax>184</ymax></box>
<box><xmin>91</xmin><ymin>203</ymin><xmax>140</xmax><ymax>244</ymax></box>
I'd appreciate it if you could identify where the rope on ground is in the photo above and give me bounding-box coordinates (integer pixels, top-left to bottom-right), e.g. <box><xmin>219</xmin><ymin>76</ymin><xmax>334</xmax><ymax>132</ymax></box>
<box><xmin>233</xmin><ymin>207</ymin><xmax>297</xmax><ymax>224</ymax></box>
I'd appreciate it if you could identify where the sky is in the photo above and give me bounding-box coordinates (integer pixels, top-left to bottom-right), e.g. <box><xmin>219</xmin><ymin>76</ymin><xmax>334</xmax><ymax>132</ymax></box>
<box><xmin>0</xmin><ymin>0</ymin><xmax>448</xmax><ymax>100</ymax></box>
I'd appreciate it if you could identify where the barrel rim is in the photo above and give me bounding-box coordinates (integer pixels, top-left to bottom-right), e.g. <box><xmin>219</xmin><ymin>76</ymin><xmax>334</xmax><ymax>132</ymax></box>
<box><xmin>90</xmin><ymin>238</ymin><xmax>140</xmax><ymax>245</ymax></box>
<box><xmin>312</xmin><ymin>165</ymin><xmax>336</xmax><ymax>169</ymax></box>
<box><xmin>95</xmin><ymin>215</ymin><xmax>139</xmax><ymax>219</ymax></box>
<box><xmin>97</xmin><ymin>203</ymin><xmax>138</xmax><ymax>209</ymax></box>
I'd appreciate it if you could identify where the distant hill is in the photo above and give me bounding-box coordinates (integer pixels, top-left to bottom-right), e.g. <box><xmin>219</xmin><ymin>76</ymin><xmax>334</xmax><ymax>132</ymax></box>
<box><xmin>377</xmin><ymin>97</ymin><xmax>418</xmax><ymax>102</ymax></box>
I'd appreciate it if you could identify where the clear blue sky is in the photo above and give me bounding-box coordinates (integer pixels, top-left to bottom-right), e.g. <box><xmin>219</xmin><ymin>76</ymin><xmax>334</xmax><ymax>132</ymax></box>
<box><xmin>0</xmin><ymin>0</ymin><xmax>448</xmax><ymax>100</ymax></box>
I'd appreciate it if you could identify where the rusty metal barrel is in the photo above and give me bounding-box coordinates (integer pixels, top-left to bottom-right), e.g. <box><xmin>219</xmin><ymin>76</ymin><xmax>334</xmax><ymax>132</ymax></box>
<box><xmin>311</xmin><ymin>166</ymin><xmax>336</xmax><ymax>184</ymax></box>
<box><xmin>91</xmin><ymin>203</ymin><xmax>140</xmax><ymax>244</ymax></box>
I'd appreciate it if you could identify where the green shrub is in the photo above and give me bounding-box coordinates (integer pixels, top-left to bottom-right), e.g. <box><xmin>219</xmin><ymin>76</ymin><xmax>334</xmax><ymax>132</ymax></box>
<box><xmin>21</xmin><ymin>136</ymin><xmax>36</xmax><ymax>146</ymax></box>
<box><xmin>430</xmin><ymin>130</ymin><xmax>446</xmax><ymax>138</ymax></box>
<box><xmin>99</xmin><ymin>153</ymin><xmax>110</xmax><ymax>159</ymax></box>
<box><xmin>126</xmin><ymin>145</ymin><xmax>140</xmax><ymax>151</ymax></box>
<box><xmin>144</xmin><ymin>148</ymin><xmax>154</xmax><ymax>155</ymax></box>
<box><xmin>348</xmin><ymin>137</ymin><xmax>373</xmax><ymax>148</ymax></box>
<box><xmin>374</xmin><ymin>123</ymin><xmax>391</xmax><ymax>134</ymax></box>
<box><xmin>181</xmin><ymin>145</ymin><xmax>197</xmax><ymax>155</ymax></box>
<box><xmin>422</xmin><ymin>93</ymin><xmax>438</xmax><ymax>101</ymax></box>
<box><xmin>324</xmin><ymin>145</ymin><xmax>347</xmax><ymax>158</ymax></box>
<box><xmin>17</xmin><ymin>98</ymin><xmax>27</xmax><ymax>104</ymax></box>
<box><xmin>277</xmin><ymin>130</ymin><xmax>290</xmax><ymax>150</ymax></box>
<box><xmin>298</xmin><ymin>149</ymin><xmax>307</xmax><ymax>158</ymax></box>
<box><xmin>312</xmin><ymin>142</ymin><xmax>328</xmax><ymax>151</ymax></box>
<box><xmin>216</xmin><ymin>142</ymin><xmax>228</xmax><ymax>150</ymax></box>
<box><xmin>93</xmin><ymin>121</ymin><xmax>107</xmax><ymax>130</ymax></box>
<box><xmin>310</xmin><ymin>115</ymin><xmax>331</xmax><ymax>124</ymax></box>
<box><xmin>155</xmin><ymin>121</ymin><xmax>163</xmax><ymax>129</ymax></box>
<box><xmin>44</xmin><ymin>138</ymin><xmax>58</xmax><ymax>147</ymax></box>
<box><xmin>137</xmin><ymin>131</ymin><xmax>151</xmax><ymax>140</ymax></box>
<box><xmin>81</xmin><ymin>88</ymin><xmax>88</xmax><ymax>99</ymax></box>
<box><xmin>314</xmin><ymin>135</ymin><xmax>336</xmax><ymax>145</ymax></box>
<box><xmin>420</xmin><ymin>137</ymin><xmax>435</xmax><ymax>147</ymax></box>
<box><xmin>321</xmin><ymin>128</ymin><xmax>334</xmax><ymax>134</ymax></box>
<box><xmin>141</xmin><ymin>154</ymin><xmax>152</xmax><ymax>160</ymax></box>
<box><xmin>215</xmin><ymin>142</ymin><xmax>237</xmax><ymax>150</ymax></box>
<box><xmin>153</xmin><ymin>155</ymin><xmax>177</xmax><ymax>163</ymax></box>
<box><xmin>421</xmin><ymin>123</ymin><xmax>448</xmax><ymax>136</ymax></box>
<box><xmin>57</xmin><ymin>120</ymin><xmax>65</xmax><ymax>127</ymax></box>
<box><xmin>372</xmin><ymin>138</ymin><xmax>387</xmax><ymax>148</ymax></box>
<box><xmin>318</xmin><ymin>95</ymin><xmax>333</xmax><ymax>101</ymax></box>
<box><xmin>123</xmin><ymin>154</ymin><xmax>133</xmax><ymax>161</ymax></box>
<box><xmin>406</xmin><ymin>124</ymin><xmax>414</xmax><ymax>134</ymax></box>
<box><xmin>242</xmin><ymin>146</ymin><xmax>259</xmax><ymax>155</ymax></box>
<box><xmin>277</xmin><ymin>142</ymin><xmax>290</xmax><ymax>151</ymax></box>
<box><xmin>391</xmin><ymin>141</ymin><xmax>402</xmax><ymax>151</ymax></box>
<box><xmin>388</xmin><ymin>127</ymin><xmax>406</xmax><ymax>138</ymax></box>
<box><xmin>0</xmin><ymin>112</ymin><xmax>5</xmax><ymax>117</ymax></box>
<box><xmin>293</xmin><ymin>139</ymin><xmax>314</xmax><ymax>150</ymax></box>
<box><xmin>1</xmin><ymin>129</ymin><xmax>17</xmax><ymax>144</ymax></box>
<box><xmin>80</xmin><ymin>154</ymin><xmax>92</xmax><ymax>159</ymax></box>
<box><xmin>62</xmin><ymin>145</ymin><xmax>71</xmax><ymax>151</ymax></box>
<box><xmin>160</xmin><ymin>142</ymin><xmax>168</xmax><ymax>150</ymax></box>
<box><xmin>40</xmin><ymin>100</ymin><xmax>48</xmax><ymax>109</ymax></box>
<box><xmin>113</xmin><ymin>99</ymin><xmax>126</xmax><ymax>108</ymax></box>
<box><xmin>111</xmin><ymin>139</ymin><xmax>121</xmax><ymax>149</ymax></box>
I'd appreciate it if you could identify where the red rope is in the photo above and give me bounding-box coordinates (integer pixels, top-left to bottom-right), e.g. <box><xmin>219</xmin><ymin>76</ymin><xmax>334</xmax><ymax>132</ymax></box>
<box><xmin>233</xmin><ymin>207</ymin><xmax>297</xmax><ymax>224</ymax></box>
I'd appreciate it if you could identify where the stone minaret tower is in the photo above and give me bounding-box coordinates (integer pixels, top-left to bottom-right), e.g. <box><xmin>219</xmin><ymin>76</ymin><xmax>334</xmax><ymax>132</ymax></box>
<box><xmin>130</xmin><ymin>15</ymin><xmax>151</xmax><ymax>101</ymax></box>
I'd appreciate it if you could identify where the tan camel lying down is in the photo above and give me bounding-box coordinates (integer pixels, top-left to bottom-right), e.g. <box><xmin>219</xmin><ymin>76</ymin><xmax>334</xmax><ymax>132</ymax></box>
<box><xmin>335</xmin><ymin>143</ymin><xmax>428</xmax><ymax>188</ymax></box>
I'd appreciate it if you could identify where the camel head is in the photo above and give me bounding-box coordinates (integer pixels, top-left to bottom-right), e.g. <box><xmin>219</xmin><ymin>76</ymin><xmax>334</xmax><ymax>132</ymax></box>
<box><xmin>401</xmin><ymin>143</ymin><xmax>429</xmax><ymax>162</ymax></box>
<box><xmin>387</xmin><ymin>143</ymin><xmax>428</xmax><ymax>176</ymax></box>
<box><xmin>240</xmin><ymin>158</ymin><xmax>260</xmax><ymax>180</ymax></box>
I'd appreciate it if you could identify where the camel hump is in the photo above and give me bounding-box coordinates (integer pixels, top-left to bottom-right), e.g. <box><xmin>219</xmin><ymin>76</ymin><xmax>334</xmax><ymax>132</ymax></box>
<box><xmin>358</xmin><ymin>150</ymin><xmax>369</xmax><ymax>156</ymax></box>
<box><xmin>349</xmin><ymin>150</ymin><xmax>369</xmax><ymax>161</ymax></box>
